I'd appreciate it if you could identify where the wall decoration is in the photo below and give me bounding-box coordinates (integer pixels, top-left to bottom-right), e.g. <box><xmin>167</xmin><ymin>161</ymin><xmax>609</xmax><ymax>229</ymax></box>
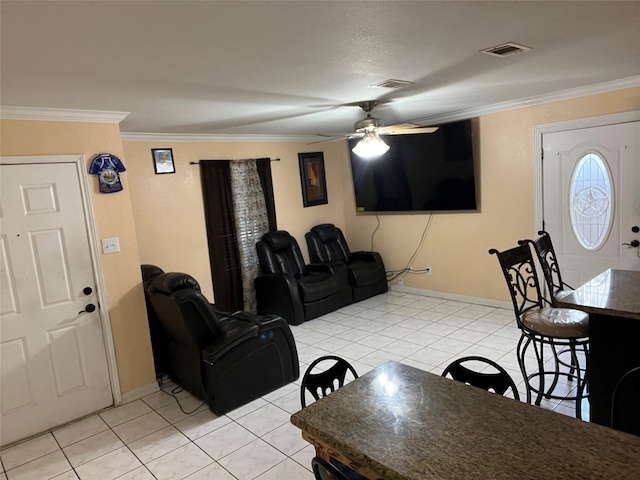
<box><xmin>89</xmin><ymin>153</ymin><xmax>126</xmax><ymax>193</ymax></box>
<box><xmin>152</xmin><ymin>148</ymin><xmax>176</xmax><ymax>174</ymax></box>
<box><xmin>298</xmin><ymin>152</ymin><xmax>328</xmax><ymax>207</ymax></box>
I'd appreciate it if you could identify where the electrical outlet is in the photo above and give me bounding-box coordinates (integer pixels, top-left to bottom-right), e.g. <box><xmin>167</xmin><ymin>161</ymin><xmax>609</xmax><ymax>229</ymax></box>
<box><xmin>426</xmin><ymin>266</ymin><xmax>432</xmax><ymax>275</ymax></box>
<box><xmin>398</xmin><ymin>277</ymin><xmax>404</xmax><ymax>286</ymax></box>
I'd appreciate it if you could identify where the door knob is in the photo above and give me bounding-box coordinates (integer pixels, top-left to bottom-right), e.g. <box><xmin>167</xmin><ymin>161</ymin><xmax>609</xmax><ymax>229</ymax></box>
<box><xmin>83</xmin><ymin>287</ymin><xmax>93</xmax><ymax>295</ymax></box>
<box><xmin>623</xmin><ymin>240</ymin><xmax>640</xmax><ymax>248</ymax></box>
<box><xmin>78</xmin><ymin>304</ymin><xmax>96</xmax><ymax>314</ymax></box>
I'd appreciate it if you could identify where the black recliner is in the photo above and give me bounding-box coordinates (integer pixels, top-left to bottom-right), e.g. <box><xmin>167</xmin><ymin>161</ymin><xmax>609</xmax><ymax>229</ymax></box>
<box><xmin>306</xmin><ymin>224</ymin><xmax>388</xmax><ymax>303</ymax></box>
<box><xmin>146</xmin><ymin>271</ymin><xmax>299</xmax><ymax>415</ymax></box>
<box><xmin>141</xmin><ymin>264</ymin><xmax>170</xmax><ymax>379</ymax></box>
<box><xmin>255</xmin><ymin>230</ymin><xmax>341</xmax><ymax>325</ymax></box>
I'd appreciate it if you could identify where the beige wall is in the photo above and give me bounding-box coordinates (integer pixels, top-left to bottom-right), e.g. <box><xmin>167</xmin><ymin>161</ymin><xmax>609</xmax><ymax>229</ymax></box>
<box><xmin>0</xmin><ymin>120</ymin><xmax>156</xmax><ymax>394</ymax></box>
<box><xmin>4</xmin><ymin>87</ymin><xmax>635</xmax><ymax>398</ymax></box>
<box><xmin>123</xmin><ymin>141</ymin><xmax>349</xmax><ymax>300</ymax></box>
<box><xmin>342</xmin><ymin>87</ymin><xmax>640</xmax><ymax>302</ymax></box>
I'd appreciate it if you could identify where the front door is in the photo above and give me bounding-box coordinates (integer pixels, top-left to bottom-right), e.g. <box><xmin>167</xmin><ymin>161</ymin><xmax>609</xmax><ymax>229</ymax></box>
<box><xmin>0</xmin><ymin>160</ymin><xmax>113</xmax><ymax>446</ymax></box>
<box><xmin>542</xmin><ymin>121</ymin><xmax>640</xmax><ymax>287</ymax></box>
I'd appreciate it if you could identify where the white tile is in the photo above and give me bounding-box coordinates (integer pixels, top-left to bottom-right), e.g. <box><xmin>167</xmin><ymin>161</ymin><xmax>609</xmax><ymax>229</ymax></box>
<box><xmin>380</xmin><ymin>339</ymin><xmax>424</xmax><ymax>357</ymax></box>
<box><xmin>358</xmin><ymin>334</ymin><xmax>395</xmax><ymax>350</ymax></box>
<box><xmin>351</xmin><ymin>320</ymin><xmax>387</xmax><ymax>333</ymax></box>
<box><xmin>145</xmin><ymin>442</ymin><xmax>213</xmax><ymax>480</ymax></box>
<box><xmin>194</xmin><ymin>422</ymin><xmax>256</xmax><ymax>460</ymax></box>
<box><xmin>334</xmin><ymin>343</ymin><xmax>375</xmax><ymax>361</ymax></box>
<box><xmin>51</xmin><ymin>470</ymin><xmax>79</xmax><ymax>480</ymax></box>
<box><xmin>53</xmin><ymin>415</ymin><xmax>109</xmax><ymax>448</ymax></box>
<box><xmin>446</xmin><ymin>328</ymin><xmax>489</xmax><ymax>344</ymax></box>
<box><xmin>63</xmin><ymin>430</ymin><xmax>124</xmax><ymax>467</ymax></box>
<box><xmin>261</xmin><ymin>422</ymin><xmax>309</xmax><ymax>456</ymax></box>
<box><xmin>393</xmin><ymin>306</ymin><xmax>423</xmax><ymax>318</ymax></box>
<box><xmin>261</xmin><ymin>382</ymin><xmax>298</xmax><ymax>403</ymax></box>
<box><xmin>377</xmin><ymin>325</ymin><xmax>414</xmax><ymax>340</ymax></box>
<box><xmin>408</xmin><ymin>346</ymin><xmax>455</xmax><ymax>368</ymax></box>
<box><xmin>225</xmin><ymin>397</ymin><xmax>268</xmax><ymax>420</ymax></box>
<box><xmin>172</xmin><ymin>408</ymin><xmax>232</xmax><ymax>441</ymax></box>
<box><xmin>113</xmin><ymin>466</ymin><xmax>155</xmax><ymax>480</ymax></box>
<box><xmin>5</xmin><ymin>450</ymin><xmax>71</xmax><ymax>480</ymax></box>
<box><xmin>112</xmin><ymin>411</ymin><xmax>170</xmax><ymax>445</ymax></box>
<box><xmin>419</xmin><ymin>322</ymin><xmax>459</xmax><ymax>337</ymax></box>
<box><xmin>218</xmin><ymin>438</ymin><xmax>287</xmax><ymax>480</ymax></box>
<box><xmin>99</xmin><ymin>400</ymin><xmax>152</xmax><ymax>428</ymax></box>
<box><xmin>255</xmin><ymin>458</ymin><xmax>315</xmax><ymax>480</ymax></box>
<box><xmin>154</xmin><ymin>396</ymin><xmax>208</xmax><ymax>424</ymax></box>
<box><xmin>411</xmin><ymin>310</ymin><xmax>447</xmax><ymax>322</ymax></box>
<box><xmin>289</xmin><ymin>444</ymin><xmax>315</xmax><ymax>472</ymax></box>
<box><xmin>429</xmin><ymin>337</ymin><xmax>474</xmax><ymax>356</ymax></box>
<box><xmin>184</xmin><ymin>462</ymin><xmax>236</xmax><ymax>480</ymax></box>
<box><xmin>270</xmin><ymin>390</ymin><xmax>304</xmax><ymax>415</ymax></box>
<box><xmin>74</xmin><ymin>446</ymin><xmax>142</xmax><ymax>480</ymax></box>
<box><xmin>359</xmin><ymin>350</ymin><xmax>403</xmax><ymax>368</ymax></box>
<box><xmin>141</xmin><ymin>390</ymin><xmax>186</xmax><ymax>411</ymax></box>
<box><xmin>127</xmin><ymin>426</ymin><xmax>189</xmax><ymax>464</ymax></box>
<box><xmin>464</xmin><ymin>319</ymin><xmax>504</xmax><ymax>334</ymax></box>
<box><xmin>1</xmin><ymin>433</ymin><xmax>59</xmax><ymax>470</ymax></box>
<box><xmin>352</xmin><ymin>309</ymin><xmax>386</xmax><ymax>320</ymax></box>
<box><xmin>234</xmin><ymin>404</ymin><xmax>290</xmax><ymax>437</ymax></box>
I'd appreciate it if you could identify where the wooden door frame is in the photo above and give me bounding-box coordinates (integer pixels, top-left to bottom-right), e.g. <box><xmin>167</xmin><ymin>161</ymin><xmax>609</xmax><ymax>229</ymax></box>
<box><xmin>0</xmin><ymin>154</ymin><xmax>121</xmax><ymax>405</ymax></box>
<box><xmin>534</xmin><ymin>110</ymin><xmax>640</xmax><ymax>236</ymax></box>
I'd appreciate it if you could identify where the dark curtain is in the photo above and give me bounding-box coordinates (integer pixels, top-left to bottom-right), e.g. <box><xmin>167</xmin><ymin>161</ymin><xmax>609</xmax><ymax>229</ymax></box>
<box><xmin>200</xmin><ymin>158</ymin><xmax>277</xmax><ymax>311</ymax></box>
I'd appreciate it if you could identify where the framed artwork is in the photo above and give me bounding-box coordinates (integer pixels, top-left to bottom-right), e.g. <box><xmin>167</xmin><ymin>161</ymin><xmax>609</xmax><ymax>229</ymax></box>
<box><xmin>152</xmin><ymin>148</ymin><xmax>176</xmax><ymax>174</ymax></box>
<box><xmin>298</xmin><ymin>152</ymin><xmax>328</xmax><ymax>207</ymax></box>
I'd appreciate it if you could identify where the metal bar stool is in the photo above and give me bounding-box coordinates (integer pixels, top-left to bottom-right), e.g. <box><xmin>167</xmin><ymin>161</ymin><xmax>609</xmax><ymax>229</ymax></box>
<box><xmin>489</xmin><ymin>243</ymin><xmax>589</xmax><ymax>418</ymax></box>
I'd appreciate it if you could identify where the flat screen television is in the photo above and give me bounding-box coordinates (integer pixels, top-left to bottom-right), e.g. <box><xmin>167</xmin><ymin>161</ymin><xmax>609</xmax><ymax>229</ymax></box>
<box><xmin>348</xmin><ymin>119</ymin><xmax>477</xmax><ymax>213</ymax></box>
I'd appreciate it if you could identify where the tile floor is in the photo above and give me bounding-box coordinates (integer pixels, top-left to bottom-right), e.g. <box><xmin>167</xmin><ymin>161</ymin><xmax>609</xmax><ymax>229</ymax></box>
<box><xmin>1</xmin><ymin>289</ymin><xmax>588</xmax><ymax>480</ymax></box>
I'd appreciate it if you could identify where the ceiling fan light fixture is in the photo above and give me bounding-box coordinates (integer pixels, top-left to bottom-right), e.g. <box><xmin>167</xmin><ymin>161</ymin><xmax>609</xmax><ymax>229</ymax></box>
<box><xmin>352</xmin><ymin>130</ymin><xmax>390</xmax><ymax>159</ymax></box>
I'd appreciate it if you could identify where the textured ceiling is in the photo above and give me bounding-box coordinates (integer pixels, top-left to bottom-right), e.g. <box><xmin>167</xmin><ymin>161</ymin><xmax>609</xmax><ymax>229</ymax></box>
<box><xmin>1</xmin><ymin>1</ymin><xmax>638</xmax><ymax>137</ymax></box>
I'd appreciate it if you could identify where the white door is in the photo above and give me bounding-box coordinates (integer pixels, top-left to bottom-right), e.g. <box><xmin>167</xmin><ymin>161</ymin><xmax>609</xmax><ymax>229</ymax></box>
<box><xmin>542</xmin><ymin>121</ymin><xmax>640</xmax><ymax>287</ymax></box>
<box><xmin>0</xmin><ymin>161</ymin><xmax>113</xmax><ymax>446</ymax></box>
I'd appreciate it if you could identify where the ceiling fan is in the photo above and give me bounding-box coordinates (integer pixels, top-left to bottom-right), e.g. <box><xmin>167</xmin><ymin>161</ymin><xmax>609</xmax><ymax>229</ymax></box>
<box><xmin>314</xmin><ymin>101</ymin><xmax>438</xmax><ymax>158</ymax></box>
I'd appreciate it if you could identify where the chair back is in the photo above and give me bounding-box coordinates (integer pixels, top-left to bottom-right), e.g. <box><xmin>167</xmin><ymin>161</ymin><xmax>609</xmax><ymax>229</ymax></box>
<box><xmin>306</xmin><ymin>223</ymin><xmax>351</xmax><ymax>264</ymax></box>
<box><xmin>522</xmin><ymin>231</ymin><xmax>572</xmax><ymax>302</ymax></box>
<box><xmin>442</xmin><ymin>356</ymin><xmax>520</xmax><ymax>400</ymax></box>
<box><xmin>489</xmin><ymin>243</ymin><xmax>545</xmax><ymax>326</ymax></box>
<box><xmin>312</xmin><ymin>457</ymin><xmax>350</xmax><ymax>480</ymax></box>
<box><xmin>149</xmin><ymin>272</ymin><xmax>225</xmax><ymax>348</ymax></box>
<box><xmin>611</xmin><ymin>366</ymin><xmax>640</xmax><ymax>437</ymax></box>
<box><xmin>301</xmin><ymin>356</ymin><xmax>358</xmax><ymax>408</ymax></box>
<box><xmin>257</xmin><ymin>230</ymin><xmax>307</xmax><ymax>277</ymax></box>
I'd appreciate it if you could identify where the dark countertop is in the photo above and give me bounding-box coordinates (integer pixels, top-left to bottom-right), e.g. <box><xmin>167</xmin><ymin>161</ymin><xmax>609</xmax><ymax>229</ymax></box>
<box><xmin>291</xmin><ymin>361</ymin><xmax>640</xmax><ymax>480</ymax></box>
<box><xmin>556</xmin><ymin>269</ymin><xmax>640</xmax><ymax>320</ymax></box>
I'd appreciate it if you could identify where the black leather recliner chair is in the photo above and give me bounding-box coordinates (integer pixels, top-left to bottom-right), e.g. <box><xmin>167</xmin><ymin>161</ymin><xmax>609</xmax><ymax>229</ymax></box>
<box><xmin>306</xmin><ymin>224</ymin><xmax>388</xmax><ymax>303</ymax></box>
<box><xmin>255</xmin><ymin>230</ymin><xmax>341</xmax><ymax>325</ymax></box>
<box><xmin>141</xmin><ymin>264</ymin><xmax>170</xmax><ymax>380</ymax></box>
<box><xmin>146</xmin><ymin>271</ymin><xmax>299</xmax><ymax>415</ymax></box>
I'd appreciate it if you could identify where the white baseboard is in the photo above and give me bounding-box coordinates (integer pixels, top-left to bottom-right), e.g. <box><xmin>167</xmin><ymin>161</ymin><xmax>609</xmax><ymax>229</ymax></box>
<box><xmin>389</xmin><ymin>284</ymin><xmax>512</xmax><ymax>310</ymax></box>
<box><xmin>119</xmin><ymin>381</ymin><xmax>160</xmax><ymax>405</ymax></box>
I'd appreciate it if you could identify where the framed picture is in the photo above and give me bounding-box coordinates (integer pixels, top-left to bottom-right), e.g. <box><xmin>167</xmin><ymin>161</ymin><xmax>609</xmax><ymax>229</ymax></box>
<box><xmin>298</xmin><ymin>152</ymin><xmax>328</xmax><ymax>207</ymax></box>
<box><xmin>152</xmin><ymin>148</ymin><xmax>176</xmax><ymax>174</ymax></box>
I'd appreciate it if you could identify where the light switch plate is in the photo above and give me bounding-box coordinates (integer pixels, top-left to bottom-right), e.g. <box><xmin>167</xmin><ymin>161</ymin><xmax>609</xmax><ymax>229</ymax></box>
<box><xmin>102</xmin><ymin>237</ymin><xmax>120</xmax><ymax>254</ymax></box>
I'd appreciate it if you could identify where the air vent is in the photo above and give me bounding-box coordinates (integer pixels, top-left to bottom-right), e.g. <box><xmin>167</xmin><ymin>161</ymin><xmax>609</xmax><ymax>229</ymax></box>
<box><xmin>480</xmin><ymin>42</ymin><xmax>532</xmax><ymax>57</ymax></box>
<box><xmin>370</xmin><ymin>79</ymin><xmax>414</xmax><ymax>89</ymax></box>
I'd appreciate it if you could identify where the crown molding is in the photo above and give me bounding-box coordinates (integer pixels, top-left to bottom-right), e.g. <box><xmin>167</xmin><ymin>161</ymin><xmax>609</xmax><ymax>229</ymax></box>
<box><xmin>120</xmin><ymin>132</ymin><xmax>319</xmax><ymax>143</ymax></box>
<box><xmin>412</xmin><ymin>75</ymin><xmax>640</xmax><ymax>125</ymax></box>
<box><xmin>0</xmin><ymin>106</ymin><xmax>130</xmax><ymax>123</ymax></box>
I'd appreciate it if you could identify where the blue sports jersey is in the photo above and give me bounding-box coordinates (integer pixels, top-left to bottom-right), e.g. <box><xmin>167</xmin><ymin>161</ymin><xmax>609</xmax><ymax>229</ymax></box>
<box><xmin>89</xmin><ymin>153</ymin><xmax>126</xmax><ymax>193</ymax></box>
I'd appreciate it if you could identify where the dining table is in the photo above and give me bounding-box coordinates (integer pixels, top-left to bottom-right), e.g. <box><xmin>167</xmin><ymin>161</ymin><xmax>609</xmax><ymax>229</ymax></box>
<box><xmin>554</xmin><ymin>268</ymin><xmax>640</xmax><ymax>429</ymax></box>
<box><xmin>291</xmin><ymin>360</ymin><xmax>640</xmax><ymax>480</ymax></box>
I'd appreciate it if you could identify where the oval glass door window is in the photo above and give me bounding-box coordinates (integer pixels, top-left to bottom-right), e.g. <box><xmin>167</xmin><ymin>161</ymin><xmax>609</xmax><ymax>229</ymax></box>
<box><xmin>569</xmin><ymin>152</ymin><xmax>614</xmax><ymax>250</ymax></box>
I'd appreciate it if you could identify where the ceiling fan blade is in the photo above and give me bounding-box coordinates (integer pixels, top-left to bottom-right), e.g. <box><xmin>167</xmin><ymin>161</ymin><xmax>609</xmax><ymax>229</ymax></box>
<box><xmin>308</xmin><ymin>134</ymin><xmax>354</xmax><ymax>145</ymax></box>
<box><xmin>380</xmin><ymin>124</ymin><xmax>439</xmax><ymax>135</ymax></box>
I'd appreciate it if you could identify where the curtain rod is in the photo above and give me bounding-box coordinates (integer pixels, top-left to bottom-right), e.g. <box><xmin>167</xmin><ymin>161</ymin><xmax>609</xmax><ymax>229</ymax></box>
<box><xmin>190</xmin><ymin>158</ymin><xmax>280</xmax><ymax>165</ymax></box>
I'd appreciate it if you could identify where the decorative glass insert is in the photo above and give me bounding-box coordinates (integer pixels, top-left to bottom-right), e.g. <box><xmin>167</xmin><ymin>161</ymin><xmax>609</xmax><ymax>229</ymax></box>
<box><xmin>569</xmin><ymin>152</ymin><xmax>613</xmax><ymax>250</ymax></box>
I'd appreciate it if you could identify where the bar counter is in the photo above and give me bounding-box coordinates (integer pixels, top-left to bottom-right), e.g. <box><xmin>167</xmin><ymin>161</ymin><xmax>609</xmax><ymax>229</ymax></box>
<box><xmin>291</xmin><ymin>361</ymin><xmax>640</xmax><ymax>480</ymax></box>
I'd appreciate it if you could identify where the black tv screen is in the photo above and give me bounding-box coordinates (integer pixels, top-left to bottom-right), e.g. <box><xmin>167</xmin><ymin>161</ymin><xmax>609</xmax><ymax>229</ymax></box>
<box><xmin>349</xmin><ymin>119</ymin><xmax>477</xmax><ymax>213</ymax></box>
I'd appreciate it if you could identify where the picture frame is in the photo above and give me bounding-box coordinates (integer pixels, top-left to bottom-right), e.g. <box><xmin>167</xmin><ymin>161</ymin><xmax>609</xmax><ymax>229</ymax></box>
<box><xmin>152</xmin><ymin>148</ymin><xmax>176</xmax><ymax>174</ymax></box>
<box><xmin>298</xmin><ymin>152</ymin><xmax>328</xmax><ymax>207</ymax></box>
